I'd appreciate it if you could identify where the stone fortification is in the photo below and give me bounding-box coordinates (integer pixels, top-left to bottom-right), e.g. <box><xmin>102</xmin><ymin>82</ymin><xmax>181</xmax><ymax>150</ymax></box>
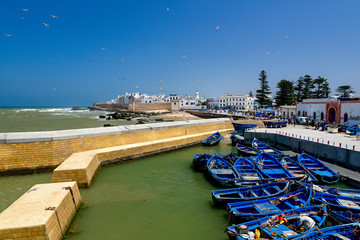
<box><xmin>0</xmin><ymin>119</ymin><xmax>233</xmax><ymax>175</ymax></box>
<box><xmin>0</xmin><ymin>181</ymin><xmax>81</xmax><ymax>240</ymax></box>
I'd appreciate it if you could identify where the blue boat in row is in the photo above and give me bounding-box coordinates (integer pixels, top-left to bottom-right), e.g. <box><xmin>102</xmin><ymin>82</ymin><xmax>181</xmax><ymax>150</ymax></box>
<box><xmin>226</xmin><ymin>205</ymin><xmax>327</xmax><ymax>240</ymax></box>
<box><xmin>227</xmin><ymin>187</ymin><xmax>312</xmax><ymax>223</ymax></box>
<box><xmin>254</xmin><ymin>152</ymin><xmax>294</xmax><ymax>179</ymax></box>
<box><xmin>298</xmin><ymin>153</ymin><xmax>340</xmax><ymax>184</ymax></box>
<box><xmin>252</xmin><ymin>139</ymin><xmax>286</xmax><ymax>160</ymax></box>
<box><xmin>212</xmin><ymin>181</ymin><xmax>293</xmax><ymax>207</ymax></box>
<box><xmin>232</xmin><ymin>122</ymin><xmax>257</xmax><ymax>132</ymax></box>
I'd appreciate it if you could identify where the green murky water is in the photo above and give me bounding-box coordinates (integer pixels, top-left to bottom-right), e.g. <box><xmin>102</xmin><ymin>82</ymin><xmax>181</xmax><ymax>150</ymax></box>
<box><xmin>0</xmin><ymin>141</ymin><xmax>357</xmax><ymax>240</ymax></box>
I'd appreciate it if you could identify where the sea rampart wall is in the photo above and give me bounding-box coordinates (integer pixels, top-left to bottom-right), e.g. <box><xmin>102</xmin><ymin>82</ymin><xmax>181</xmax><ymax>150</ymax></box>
<box><xmin>0</xmin><ymin>119</ymin><xmax>233</xmax><ymax>175</ymax></box>
<box><xmin>244</xmin><ymin>131</ymin><xmax>360</xmax><ymax>169</ymax></box>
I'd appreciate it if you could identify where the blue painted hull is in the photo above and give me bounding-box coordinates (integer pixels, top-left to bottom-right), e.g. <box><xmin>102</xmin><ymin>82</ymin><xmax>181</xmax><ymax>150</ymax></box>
<box><xmin>298</xmin><ymin>153</ymin><xmax>340</xmax><ymax>184</ymax></box>
<box><xmin>232</xmin><ymin>157</ymin><xmax>264</xmax><ymax>186</ymax></box>
<box><xmin>192</xmin><ymin>153</ymin><xmax>212</xmax><ymax>172</ymax></box>
<box><xmin>202</xmin><ymin>131</ymin><xmax>222</xmax><ymax>146</ymax></box>
<box><xmin>313</xmin><ymin>191</ymin><xmax>360</xmax><ymax>212</ymax></box>
<box><xmin>281</xmin><ymin>157</ymin><xmax>318</xmax><ymax>183</ymax></box>
<box><xmin>206</xmin><ymin>155</ymin><xmax>239</xmax><ymax>187</ymax></box>
<box><xmin>290</xmin><ymin>223</ymin><xmax>360</xmax><ymax>240</ymax></box>
<box><xmin>232</xmin><ymin>122</ymin><xmax>257</xmax><ymax>131</ymax></box>
<box><xmin>254</xmin><ymin>152</ymin><xmax>294</xmax><ymax>179</ymax></box>
<box><xmin>226</xmin><ymin>205</ymin><xmax>327</xmax><ymax>240</ymax></box>
<box><xmin>227</xmin><ymin>187</ymin><xmax>312</xmax><ymax>223</ymax></box>
<box><xmin>212</xmin><ymin>181</ymin><xmax>291</xmax><ymax>207</ymax></box>
<box><xmin>236</xmin><ymin>143</ymin><xmax>260</xmax><ymax>157</ymax></box>
<box><xmin>252</xmin><ymin>139</ymin><xmax>286</xmax><ymax>160</ymax></box>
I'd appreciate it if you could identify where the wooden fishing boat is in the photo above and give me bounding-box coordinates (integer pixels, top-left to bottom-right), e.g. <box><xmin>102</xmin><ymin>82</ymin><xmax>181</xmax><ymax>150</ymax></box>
<box><xmin>226</xmin><ymin>205</ymin><xmax>327</xmax><ymax>240</ymax></box>
<box><xmin>192</xmin><ymin>153</ymin><xmax>212</xmax><ymax>172</ymax></box>
<box><xmin>202</xmin><ymin>131</ymin><xmax>223</xmax><ymax>146</ymax></box>
<box><xmin>312</xmin><ymin>191</ymin><xmax>360</xmax><ymax>212</ymax></box>
<box><xmin>212</xmin><ymin>181</ymin><xmax>292</xmax><ymax>207</ymax></box>
<box><xmin>232</xmin><ymin>122</ymin><xmax>257</xmax><ymax>132</ymax></box>
<box><xmin>280</xmin><ymin>157</ymin><xmax>318</xmax><ymax>183</ymax></box>
<box><xmin>298</xmin><ymin>153</ymin><xmax>340</xmax><ymax>184</ymax></box>
<box><xmin>252</xmin><ymin>138</ymin><xmax>286</xmax><ymax>160</ymax></box>
<box><xmin>290</xmin><ymin>222</ymin><xmax>360</xmax><ymax>240</ymax></box>
<box><xmin>254</xmin><ymin>152</ymin><xmax>294</xmax><ymax>180</ymax></box>
<box><xmin>304</xmin><ymin>183</ymin><xmax>360</xmax><ymax>198</ymax></box>
<box><xmin>263</xmin><ymin>120</ymin><xmax>287</xmax><ymax>128</ymax></box>
<box><xmin>206</xmin><ymin>155</ymin><xmax>239</xmax><ymax>187</ymax></box>
<box><xmin>328</xmin><ymin>209</ymin><xmax>360</xmax><ymax>223</ymax></box>
<box><xmin>223</xmin><ymin>153</ymin><xmax>239</xmax><ymax>164</ymax></box>
<box><xmin>227</xmin><ymin>187</ymin><xmax>312</xmax><ymax>223</ymax></box>
<box><xmin>230</xmin><ymin>132</ymin><xmax>244</xmax><ymax>146</ymax></box>
<box><xmin>236</xmin><ymin>143</ymin><xmax>260</xmax><ymax>157</ymax></box>
<box><xmin>232</xmin><ymin>157</ymin><xmax>264</xmax><ymax>186</ymax></box>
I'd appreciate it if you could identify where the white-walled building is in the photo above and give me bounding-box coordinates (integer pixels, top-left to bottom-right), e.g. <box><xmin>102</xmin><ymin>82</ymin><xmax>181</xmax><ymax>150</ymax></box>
<box><xmin>218</xmin><ymin>94</ymin><xmax>255</xmax><ymax>111</ymax></box>
<box><xmin>296</xmin><ymin>98</ymin><xmax>360</xmax><ymax>125</ymax></box>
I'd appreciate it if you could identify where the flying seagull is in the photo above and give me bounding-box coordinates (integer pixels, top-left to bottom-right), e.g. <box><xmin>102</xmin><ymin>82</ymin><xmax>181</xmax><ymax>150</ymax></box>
<box><xmin>166</xmin><ymin>8</ymin><xmax>170</xmax><ymax>12</ymax></box>
<box><xmin>285</xmin><ymin>35</ymin><xmax>289</xmax><ymax>39</ymax></box>
<box><xmin>88</xmin><ymin>60</ymin><xmax>96</xmax><ymax>62</ymax></box>
<box><xmin>215</xmin><ymin>25</ymin><xmax>220</xmax><ymax>31</ymax></box>
<box><xmin>265</xmin><ymin>51</ymin><xmax>270</xmax><ymax>55</ymax></box>
<box><xmin>48</xmin><ymin>15</ymin><xmax>58</xmax><ymax>18</ymax></box>
<box><xmin>100</xmin><ymin>48</ymin><xmax>105</xmax><ymax>51</ymax></box>
<box><xmin>135</xmin><ymin>85</ymin><xmax>140</xmax><ymax>89</ymax></box>
<box><xmin>119</xmin><ymin>77</ymin><xmax>126</xmax><ymax>80</ymax></box>
<box><xmin>196</xmin><ymin>57</ymin><xmax>200</xmax><ymax>60</ymax></box>
<box><xmin>1</xmin><ymin>33</ymin><xmax>14</xmax><ymax>37</ymax></box>
<box><xmin>118</xmin><ymin>58</ymin><xmax>125</xmax><ymax>61</ymax></box>
<box><xmin>195</xmin><ymin>79</ymin><xmax>200</xmax><ymax>83</ymax></box>
<box><xmin>42</xmin><ymin>22</ymin><xmax>51</xmax><ymax>28</ymax></box>
<box><xmin>20</xmin><ymin>9</ymin><xmax>31</xmax><ymax>11</ymax></box>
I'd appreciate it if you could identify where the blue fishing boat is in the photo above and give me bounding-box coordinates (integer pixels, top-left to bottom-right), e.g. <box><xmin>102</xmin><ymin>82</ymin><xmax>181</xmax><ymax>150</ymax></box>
<box><xmin>305</xmin><ymin>183</ymin><xmax>360</xmax><ymax>198</ymax></box>
<box><xmin>328</xmin><ymin>209</ymin><xmax>360</xmax><ymax>223</ymax></box>
<box><xmin>232</xmin><ymin>157</ymin><xmax>264</xmax><ymax>186</ymax></box>
<box><xmin>312</xmin><ymin>191</ymin><xmax>360</xmax><ymax>212</ymax></box>
<box><xmin>212</xmin><ymin>181</ymin><xmax>292</xmax><ymax>207</ymax></box>
<box><xmin>206</xmin><ymin>155</ymin><xmax>239</xmax><ymax>187</ymax></box>
<box><xmin>280</xmin><ymin>157</ymin><xmax>318</xmax><ymax>183</ymax></box>
<box><xmin>232</xmin><ymin>122</ymin><xmax>257</xmax><ymax>132</ymax></box>
<box><xmin>223</xmin><ymin>153</ymin><xmax>239</xmax><ymax>164</ymax></box>
<box><xmin>290</xmin><ymin>222</ymin><xmax>360</xmax><ymax>240</ymax></box>
<box><xmin>227</xmin><ymin>187</ymin><xmax>312</xmax><ymax>223</ymax></box>
<box><xmin>254</xmin><ymin>152</ymin><xmax>294</xmax><ymax>180</ymax></box>
<box><xmin>202</xmin><ymin>132</ymin><xmax>223</xmax><ymax>146</ymax></box>
<box><xmin>298</xmin><ymin>153</ymin><xmax>340</xmax><ymax>184</ymax></box>
<box><xmin>192</xmin><ymin>153</ymin><xmax>212</xmax><ymax>172</ymax></box>
<box><xmin>230</xmin><ymin>132</ymin><xmax>244</xmax><ymax>146</ymax></box>
<box><xmin>226</xmin><ymin>205</ymin><xmax>327</xmax><ymax>240</ymax></box>
<box><xmin>263</xmin><ymin>120</ymin><xmax>287</xmax><ymax>128</ymax></box>
<box><xmin>236</xmin><ymin>143</ymin><xmax>260</xmax><ymax>157</ymax></box>
<box><xmin>252</xmin><ymin>139</ymin><xmax>286</xmax><ymax>160</ymax></box>
<box><xmin>347</xmin><ymin>124</ymin><xmax>358</xmax><ymax>135</ymax></box>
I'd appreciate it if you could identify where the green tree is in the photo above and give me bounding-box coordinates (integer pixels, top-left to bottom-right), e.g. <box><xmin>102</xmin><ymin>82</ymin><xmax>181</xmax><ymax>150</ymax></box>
<box><xmin>301</xmin><ymin>75</ymin><xmax>314</xmax><ymax>99</ymax></box>
<box><xmin>249</xmin><ymin>91</ymin><xmax>253</xmax><ymax>97</ymax></box>
<box><xmin>275</xmin><ymin>79</ymin><xmax>295</xmax><ymax>106</ymax></box>
<box><xmin>256</xmin><ymin>70</ymin><xmax>272</xmax><ymax>107</ymax></box>
<box><xmin>313</xmin><ymin>76</ymin><xmax>330</xmax><ymax>98</ymax></box>
<box><xmin>294</xmin><ymin>77</ymin><xmax>304</xmax><ymax>102</ymax></box>
<box><xmin>336</xmin><ymin>85</ymin><xmax>354</xmax><ymax>97</ymax></box>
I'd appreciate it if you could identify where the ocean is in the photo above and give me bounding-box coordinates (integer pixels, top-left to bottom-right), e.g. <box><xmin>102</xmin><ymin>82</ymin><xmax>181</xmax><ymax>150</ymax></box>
<box><xmin>0</xmin><ymin>107</ymin><xmax>137</xmax><ymax>133</ymax></box>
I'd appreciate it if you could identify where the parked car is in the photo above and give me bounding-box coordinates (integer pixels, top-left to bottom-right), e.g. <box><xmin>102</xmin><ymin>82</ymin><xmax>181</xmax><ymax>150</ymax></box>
<box><xmin>296</xmin><ymin>117</ymin><xmax>309</xmax><ymax>125</ymax></box>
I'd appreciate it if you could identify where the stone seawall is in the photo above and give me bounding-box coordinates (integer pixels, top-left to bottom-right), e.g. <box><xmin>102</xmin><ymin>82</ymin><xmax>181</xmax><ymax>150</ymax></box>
<box><xmin>0</xmin><ymin>119</ymin><xmax>233</xmax><ymax>175</ymax></box>
<box><xmin>244</xmin><ymin>131</ymin><xmax>360</xmax><ymax>170</ymax></box>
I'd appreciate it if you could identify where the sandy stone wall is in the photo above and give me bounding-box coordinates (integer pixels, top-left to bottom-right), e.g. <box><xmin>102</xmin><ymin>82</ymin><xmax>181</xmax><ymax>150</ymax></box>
<box><xmin>0</xmin><ymin>119</ymin><xmax>233</xmax><ymax>175</ymax></box>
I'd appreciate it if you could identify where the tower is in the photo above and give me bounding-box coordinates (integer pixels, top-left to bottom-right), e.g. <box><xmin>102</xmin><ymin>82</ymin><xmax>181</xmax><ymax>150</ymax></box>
<box><xmin>195</xmin><ymin>90</ymin><xmax>199</xmax><ymax>100</ymax></box>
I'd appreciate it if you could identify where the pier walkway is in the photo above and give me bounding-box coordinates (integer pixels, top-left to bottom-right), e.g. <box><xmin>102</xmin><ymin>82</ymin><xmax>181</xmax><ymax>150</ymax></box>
<box><xmin>250</xmin><ymin>125</ymin><xmax>360</xmax><ymax>151</ymax></box>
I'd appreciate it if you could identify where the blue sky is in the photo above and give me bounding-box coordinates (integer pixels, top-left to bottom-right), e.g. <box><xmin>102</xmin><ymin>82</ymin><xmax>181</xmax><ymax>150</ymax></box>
<box><xmin>1</xmin><ymin>0</ymin><xmax>359</xmax><ymax>107</ymax></box>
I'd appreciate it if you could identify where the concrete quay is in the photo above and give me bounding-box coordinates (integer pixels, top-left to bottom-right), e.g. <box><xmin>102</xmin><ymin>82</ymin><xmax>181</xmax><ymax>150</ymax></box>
<box><xmin>244</xmin><ymin>125</ymin><xmax>360</xmax><ymax>170</ymax></box>
<box><xmin>0</xmin><ymin>182</ymin><xmax>81</xmax><ymax>240</ymax></box>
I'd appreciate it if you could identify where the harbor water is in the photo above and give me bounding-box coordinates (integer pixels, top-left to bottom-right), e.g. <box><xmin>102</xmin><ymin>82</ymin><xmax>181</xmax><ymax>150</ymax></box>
<box><xmin>0</xmin><ymin>108</ymin><xmax>136</xmax><ymax>132</ymax></box>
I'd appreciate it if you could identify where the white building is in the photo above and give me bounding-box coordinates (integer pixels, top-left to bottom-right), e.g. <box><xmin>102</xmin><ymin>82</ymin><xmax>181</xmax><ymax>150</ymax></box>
<box><xmin>219</xmin><ymin>94</ymin><xmax>255</xmax><ymax>111</ymax></box>
<box><xmin>296</xmin><ymin>98</ymin><xmax>360</xmax><ymax>125</ymax></box>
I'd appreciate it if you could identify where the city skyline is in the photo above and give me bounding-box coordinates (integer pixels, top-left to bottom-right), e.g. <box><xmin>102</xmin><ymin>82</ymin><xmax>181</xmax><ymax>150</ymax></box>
<box><xmin>1</xmin><ymin>0</ymin><xmax>359</xmax><ymax>107</ymax></box>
